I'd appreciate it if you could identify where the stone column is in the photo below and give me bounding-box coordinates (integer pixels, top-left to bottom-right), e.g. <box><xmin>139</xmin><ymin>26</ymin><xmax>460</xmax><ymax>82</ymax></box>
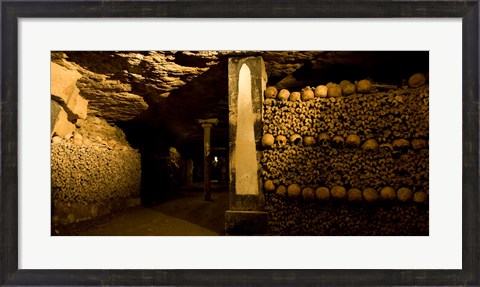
<box><xmin>198</xmin><ymin>118</ymin><xmax>218</xmax><ymax>201</ymax></box>
<box><xmin>225</xmin><ymin>56</ymin><xmax>268</xmax><ymax>235</ymax></box>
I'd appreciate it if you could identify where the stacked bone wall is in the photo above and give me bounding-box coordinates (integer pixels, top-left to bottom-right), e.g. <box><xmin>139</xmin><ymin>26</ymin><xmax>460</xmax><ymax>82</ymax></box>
<box><xmin>261</xmin><ymin>76</ymin><xmax>429</xmax><ymax>235</ymax></box>
<box><xmin>51</xmin><ymin>116</ymin><xmax>141</xmax><ymax>226</ymax></box>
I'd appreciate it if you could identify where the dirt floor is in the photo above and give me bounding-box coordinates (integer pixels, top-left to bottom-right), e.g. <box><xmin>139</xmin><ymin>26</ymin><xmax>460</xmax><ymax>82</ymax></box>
<box><xmin>54</xmin><ymin>184</ymin><xmax>229</xmax><ymax>236</ymax></box>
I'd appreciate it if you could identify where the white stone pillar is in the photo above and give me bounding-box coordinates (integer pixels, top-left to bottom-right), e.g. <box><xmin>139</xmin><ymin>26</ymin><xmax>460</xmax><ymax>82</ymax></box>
<box><xmin>225</xmin><ymin>56</ymin><xmax>268</xmax><ymax>235</ymax></box>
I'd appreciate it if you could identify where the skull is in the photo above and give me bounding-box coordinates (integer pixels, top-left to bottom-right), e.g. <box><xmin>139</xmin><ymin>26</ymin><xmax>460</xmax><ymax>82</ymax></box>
<box><xmin>277</xmin><ymin>89</ymin><xmax>290</xmax><ymax>101</ymax></box>
<box><xmin>290</xmin><ymin>134</ymin><xmax>302</xmax><ymax>145</ymax></box>
<box><xmin>346</xmin><ymin>134</ymin><xmax>361</xmax><ymax>147</ymax></box>
<box><xmin>275</xmin><ymin>135</ymin><xmax>287</xmax><ymax>148</ymax></box>
<box><xmin>289</xmin><ymin>92</ymin><xmax>301</xmax><ymax>102</ymax></box>
<box><xmin>261</xmin><ymin>134</ymin><xmax>275</xmax><ymax>147</ymax></box>
<box><xmin>318</xmin><ymin>133</ymin><xmax>330</xmax><ymax>147</ymax></box>
<box><xmin>393</xmin><ymin>139</ymin><xmax>410</xmax><ymax>150</ymax></box>
<box><xmin>303</xmin><ymin>136</ymin><xmax>316</xmax><ymax>146</ymax></box>
<box><xmin>332</xmin><ymin>135</ymin><xmax>345</xmax><ymax>147</ymax></box>
<box><xmin>362</xmin><ymin>139</ymin><xmax>379</xmax><ymax>151</ymax></box>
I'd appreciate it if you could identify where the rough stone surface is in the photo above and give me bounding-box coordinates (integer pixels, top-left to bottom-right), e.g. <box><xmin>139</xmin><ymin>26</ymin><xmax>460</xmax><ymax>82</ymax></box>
<box><xmin>51</xmin><ymin>62</ymin><xmax>82</xmax><ymax>99</ymax></box>
<box><xmin>51</xmin><ymin>62</ymin><xmax>88</xmax><ymax>121</ymax></box>
<box><xmin>51</xmin><ymin>103</ymin><xmax>76</xmax><ymax>137</ymax></box>
<box><xmin>51</xmin><ymin>100</ymin><xmax>62</xmax><ymax>131</ymax></box>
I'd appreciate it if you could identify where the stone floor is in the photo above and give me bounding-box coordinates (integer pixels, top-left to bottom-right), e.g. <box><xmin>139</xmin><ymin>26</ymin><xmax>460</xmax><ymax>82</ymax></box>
<box><xmin>54</xmin><ymin>184</ymin><xmax>229</xmax><ymax>236</ymax></box>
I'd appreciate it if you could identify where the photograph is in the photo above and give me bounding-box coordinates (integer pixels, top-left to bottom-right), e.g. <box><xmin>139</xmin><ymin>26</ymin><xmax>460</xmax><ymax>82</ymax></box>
<box><xmin>51</xmin><ymin>51</ymin><xmax>429</xmax><ymax>236</ymax></box>
<box><xmin>1</xmin><ymin>1</ymin><xmax>478</xmax><ymax>284</ymax></box>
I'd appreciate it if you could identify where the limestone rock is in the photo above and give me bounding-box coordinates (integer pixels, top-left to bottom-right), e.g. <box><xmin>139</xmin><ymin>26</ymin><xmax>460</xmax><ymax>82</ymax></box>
<box><xmin>51</xmin><ymin>62</ymin><xmax>88</xmax><ymax>121</ymax></box>
<box><xmin>51</xmin><ymin>100</ymin><xmax>62</xmax><ymax>131</ymax></box>
<box><xmin>75</xmin><ymin>118</ymin><xmax>86</xmax><ymax>128</ymax></box>
<box><xmin>51</xmin><ymin>106</ymin><xmax>76</xmax><ymax>138</ymax></box>
<box><xmin>51</xmin><ymin>62</ymin><xmax>82</xmax><ymax>99</ymax></box>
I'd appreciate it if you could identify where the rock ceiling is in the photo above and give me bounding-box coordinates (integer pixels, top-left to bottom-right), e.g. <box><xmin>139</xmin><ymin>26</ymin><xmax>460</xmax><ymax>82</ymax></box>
<box><xmin>52</xmin><ymin>51</ymin><xmax>428</xmax><ymax>154</ymax></box>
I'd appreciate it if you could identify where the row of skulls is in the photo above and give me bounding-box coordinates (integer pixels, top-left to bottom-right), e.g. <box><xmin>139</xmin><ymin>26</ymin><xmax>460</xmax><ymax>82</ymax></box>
<box><xmin>264</xmin><ymin>181</ymin><xmax>428</xmax><ymax>204</ymax></box>
<box><xmin>264</xmin><ymin>73</ymin><xmax>427</xmax><ymax>102</ymax></box>
<box><xmin>261</xmin><ymin>132</ymin><xmax>428</xmax><ymax>151</ymax></box>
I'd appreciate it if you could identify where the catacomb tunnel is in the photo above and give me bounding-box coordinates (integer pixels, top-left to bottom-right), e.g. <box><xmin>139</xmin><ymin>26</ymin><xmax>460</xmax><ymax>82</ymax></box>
<box><xmin>51</xmin><ymin>51</ymin><xmax>429</xmax><ymax>236</ymax></box>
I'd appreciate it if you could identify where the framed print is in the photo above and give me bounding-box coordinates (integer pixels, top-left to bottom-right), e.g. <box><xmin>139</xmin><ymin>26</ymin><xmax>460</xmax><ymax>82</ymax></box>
<box><xmin>1</xmin><ymin>1</ymin><xmax>479</xmax><ymax>286</ymax></box>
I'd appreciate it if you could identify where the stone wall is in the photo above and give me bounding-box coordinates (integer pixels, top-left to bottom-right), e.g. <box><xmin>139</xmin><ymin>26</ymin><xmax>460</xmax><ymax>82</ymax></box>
<box><xmin>260</xmin><ymin>75</ymin><xmax>429</xmax><ymax>235</ymax></box>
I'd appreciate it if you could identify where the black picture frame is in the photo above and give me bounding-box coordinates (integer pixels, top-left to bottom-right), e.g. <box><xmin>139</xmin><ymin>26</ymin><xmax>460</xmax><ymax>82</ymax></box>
<box><xmin>1</xmin><ymin>1</ymin><xmax>479</xmax><ymax>286</ymax></box>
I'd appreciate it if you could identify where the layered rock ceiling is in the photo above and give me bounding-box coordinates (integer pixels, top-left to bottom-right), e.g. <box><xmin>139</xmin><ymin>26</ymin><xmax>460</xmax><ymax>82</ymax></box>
<box><xmin>52</xmin><ymin>51</ymin><xmax>428</xmax><ymax>154</ymax></box>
